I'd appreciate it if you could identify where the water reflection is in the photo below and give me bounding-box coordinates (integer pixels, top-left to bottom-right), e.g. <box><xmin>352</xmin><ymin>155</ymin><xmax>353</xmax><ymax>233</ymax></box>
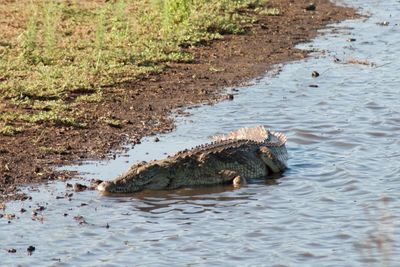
<box><xmin>105</xmin><ymin>178</ymin><xmax>279</xmax><ymax>213</ymax></box>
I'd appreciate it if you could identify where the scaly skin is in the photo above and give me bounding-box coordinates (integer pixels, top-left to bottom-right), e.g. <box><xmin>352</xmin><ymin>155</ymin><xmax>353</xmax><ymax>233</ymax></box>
<box><xmin>98</xmin><ymin>130</ymin><xmax>288</xmax><ymax>194</ymax></box>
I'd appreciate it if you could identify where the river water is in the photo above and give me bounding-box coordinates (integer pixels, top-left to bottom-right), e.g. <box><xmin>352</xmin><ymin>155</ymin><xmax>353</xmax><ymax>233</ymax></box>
<box><xmin>2</xmin><ymin>1</ymin><xmax>400</xmax><ymax>266</ymax></box>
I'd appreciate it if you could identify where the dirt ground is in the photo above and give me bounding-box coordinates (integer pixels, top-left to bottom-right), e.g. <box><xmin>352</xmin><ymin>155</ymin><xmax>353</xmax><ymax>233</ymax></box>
<box><xmin>0</xmin><ymin>0</ymin><xmax>358</xmax><ymax>202</ymax></box>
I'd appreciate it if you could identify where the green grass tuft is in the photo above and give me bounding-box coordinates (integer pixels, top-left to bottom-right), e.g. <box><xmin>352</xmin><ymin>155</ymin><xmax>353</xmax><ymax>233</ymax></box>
<box><xmin>0</xmin><ymin>125</ymin><xmax>23</xmax><ymax>136</ymax></box>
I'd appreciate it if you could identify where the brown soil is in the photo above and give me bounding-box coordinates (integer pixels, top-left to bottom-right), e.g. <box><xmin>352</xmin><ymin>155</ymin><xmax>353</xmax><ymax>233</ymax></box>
<box><xmin>0</xmin><ymin>0</ymin><xmax>358</xmax><ymax>202</ymax></box>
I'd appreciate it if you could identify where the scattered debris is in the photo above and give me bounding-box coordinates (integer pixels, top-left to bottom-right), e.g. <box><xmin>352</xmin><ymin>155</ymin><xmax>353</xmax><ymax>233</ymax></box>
<box><xmin>31</xmin><ymin>214</ymin><xmax>44</xmax><ymax>223</ymax></box>
<box><xmin>345</xmin><ymin>58</ymin><xmax>376</xmax><ymax>66</ymax></box>
<box><xmin>305</xmin><ymin>3</ymin><xmax>316</xmax><ymax>11</ymax></box>
<box><xmin>20</xmin><ymin>208</ymin><xmax>27</xmax><ymax>213</ymax></box>
<box><xmin>132</xmin><ymin>137</ymin><xmax>141</xmax><ymax>145</ymax></box>
<box><xmin>333</xmin><ymin>57</ymin><xmax>375</xmax><ymax>67</ymax></box>
<box><xmin>226</xmin><ymin>94</ymin><xmax>234</xmax><ymax>101</ymax></box>
<box><xmin>154</xmin><ymin>137</ymin><xmax>160</xmax><ymax>142</ymax></box>
<box><xmin>347</xmin><ymin>38</ymin><xmax>357</xmax><ymax>42</ymax></box>
<box><xmin>73</xmin><ymin>215</ymin><xmax>87</xmax><ymax>225</ymax></box>
<box><xmin>312</xmin><ymin>71</ymin><xmax>320</xmax><ymax>77</ymax></box>
<box><xmin>7</xmin><ymin>248</ymin><xmax>17</xmax><ymax>253</ymax></box>
<box><xmin>33</xmin><ymin>206</ymin><xmax>46</xmax><ymax>212</ymax></box>
<box><xmin>73</xmin><ymin>183</ymin><xmax>88</xmax><ymax>192</ymax></box>
<box><xmin>27</xmin><ymin>246</ymin><xmax>35</xmax><ymax>255</ymax></box>
<box><xmin>309</xmin><ymin>84</ymin><xmax>319</xmax><ymax>88</ymax></box>
<box><xmin>376</xmin><ymin>21</ymin><xmax>389</xmax><ymax>26</ymax></box>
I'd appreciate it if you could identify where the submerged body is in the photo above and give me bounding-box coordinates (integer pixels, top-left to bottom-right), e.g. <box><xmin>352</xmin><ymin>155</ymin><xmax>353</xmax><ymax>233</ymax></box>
<box><xmin>98</xmin><ymin>127</ymin><xmax>288</xmax><ymax>194</ymax></box>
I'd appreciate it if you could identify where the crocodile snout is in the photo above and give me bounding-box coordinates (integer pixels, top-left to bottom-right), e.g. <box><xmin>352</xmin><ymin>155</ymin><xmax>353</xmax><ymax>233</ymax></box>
<box><xmin>97</xmin><ymin>181</ymin><xmax>111</xmax><ymax>193</ymax></box>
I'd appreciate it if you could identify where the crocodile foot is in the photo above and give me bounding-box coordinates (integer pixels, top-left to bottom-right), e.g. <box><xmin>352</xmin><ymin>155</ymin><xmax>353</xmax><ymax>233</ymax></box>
<box><xmin>233</xmin><ymin>176</ymin><xmax>241</xmax><ymax>188</ymax></box>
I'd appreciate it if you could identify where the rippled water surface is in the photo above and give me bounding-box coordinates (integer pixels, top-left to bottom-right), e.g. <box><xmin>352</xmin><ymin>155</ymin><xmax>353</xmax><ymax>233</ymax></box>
<box><xmin>2</xmin><ymin>1</ymin><xmax>400</xmax><ymax>266</ymax></box>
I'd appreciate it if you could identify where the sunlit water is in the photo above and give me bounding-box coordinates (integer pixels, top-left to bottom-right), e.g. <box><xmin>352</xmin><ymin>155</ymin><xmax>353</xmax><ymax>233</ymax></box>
<box><xmin>2</xmin><ymin>1</ymin><xmax>400</xmax><ymax>266</ymax></box>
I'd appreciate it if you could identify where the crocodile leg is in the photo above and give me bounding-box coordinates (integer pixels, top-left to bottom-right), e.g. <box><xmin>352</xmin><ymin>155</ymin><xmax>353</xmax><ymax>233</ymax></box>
<box><xmin>218</xmin><ymin>169</ymin><xmax>247</xmax><ymax>187</ymax></box>
<box><xmin>232</xmin><ymin>176</ymin><xmax>242</xmax><ymax>188</ymax></box>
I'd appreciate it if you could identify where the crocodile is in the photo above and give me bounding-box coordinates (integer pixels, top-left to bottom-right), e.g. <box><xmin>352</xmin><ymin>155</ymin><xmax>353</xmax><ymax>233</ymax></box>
<box><xmin>97</xmin><ymin>126</ymin><xmax>288</xmax><ymax>194</ymax></box>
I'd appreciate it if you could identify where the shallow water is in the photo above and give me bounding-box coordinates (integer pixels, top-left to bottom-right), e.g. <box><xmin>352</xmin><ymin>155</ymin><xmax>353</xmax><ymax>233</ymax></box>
<box><xmin>2</xmin><ymin>1</ymin><xmax>400</xmax><ymax>266</ymax></box>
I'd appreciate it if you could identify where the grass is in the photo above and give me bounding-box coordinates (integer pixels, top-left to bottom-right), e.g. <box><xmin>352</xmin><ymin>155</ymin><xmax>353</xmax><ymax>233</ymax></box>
<box><xmin>0</xmin><ymin>0</ymin><xmax>273</xmax><ymax>135</ymax></box>
<box><xmin>0</xmin><ymin>125</ymin><xmax>23</xmax><ymax>136</ymax></box>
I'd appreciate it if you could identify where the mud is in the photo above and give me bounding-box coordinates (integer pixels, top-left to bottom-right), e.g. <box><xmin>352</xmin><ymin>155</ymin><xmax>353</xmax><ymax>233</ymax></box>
<box><xmin>0</xmin><ymin>0</ymin><xmax>357</xmax><ymax>201</ymax></box>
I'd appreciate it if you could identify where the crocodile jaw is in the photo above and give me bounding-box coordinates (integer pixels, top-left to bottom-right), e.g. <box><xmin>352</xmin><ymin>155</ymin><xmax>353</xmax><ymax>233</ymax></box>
<box><xmin>97</xmin><ymin>181</ymin><xmax>132</xmax><ymax>195</ymax></box>
<box><xmin>97</xmin><ymin>181</ymin><xmax>111</xmax><ymax>194</ymax></box>
<box><xmin>97</xmin><ymin>179</ymin><xmax>141</xmax><ymax>195</ymax></box>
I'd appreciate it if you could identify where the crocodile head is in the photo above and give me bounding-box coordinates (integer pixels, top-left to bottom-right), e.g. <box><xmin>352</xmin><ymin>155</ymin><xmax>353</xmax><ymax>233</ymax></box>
<box><xmin>258</xmin><ymin>146</ymin><xmax>284</xmax><ymax>173</ymax></box>
<box><xmin>97</xmin><ymin>180</ymin><xmax>131</xmax><ymax>195</ymax></box>
<box><xmin>97</xmin><ymin>163</ymin><xmax>170</xmax><ymax>194</ymax></box>
<box><xmin>97</xmin><ymin>178</ymin><xmax>150</xmax><ymax>195</ymax></box>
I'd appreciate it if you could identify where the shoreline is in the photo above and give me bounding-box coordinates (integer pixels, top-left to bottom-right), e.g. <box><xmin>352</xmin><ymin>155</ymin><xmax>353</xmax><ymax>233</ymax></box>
<box><xmin>0</xmin><ymin>0</ymin><xmax>358</xmax><ymax>202</ymax></box>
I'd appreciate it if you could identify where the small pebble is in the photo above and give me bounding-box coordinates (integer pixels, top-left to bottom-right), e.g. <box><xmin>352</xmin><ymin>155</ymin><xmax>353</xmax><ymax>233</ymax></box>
<box><xmin>27</xmin><ymin>246</ymin><xmax>35</xmax><ymax>255</ymax></box>
<box><xmin>305</xmin><ymin>3</ymin><xmax>316</xmax><ymax>11</ymax></box>
<box><xmin>73</xmin><ymin>183</ymin><xmax>88</xmax><ymax>192</ymax></box>
<box><xmin>154</xmin><ymin>137</ymin><xmax>160</xmax><ymax>142</ymax></box>
<box><xmin>7</xmin><ymin>248</ymin><xmax>17</xmax><ymax>253</ymax></box>
<box><xmin>35</xmin><ymin>206</ymin><xmax>45</xmax><ymax>212</ymax></box>
<box><xmin>312</xmin><ymin>71</ymin><xmax>320</xmax><ymax>78</ymax></box>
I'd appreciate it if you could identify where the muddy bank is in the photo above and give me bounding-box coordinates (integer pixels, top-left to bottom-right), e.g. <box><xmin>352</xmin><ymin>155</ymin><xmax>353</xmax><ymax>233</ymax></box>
<box><xmin>0</xmin><ymin>0</ymin><xmax>358</xmax><ymax>202</ymax></box>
